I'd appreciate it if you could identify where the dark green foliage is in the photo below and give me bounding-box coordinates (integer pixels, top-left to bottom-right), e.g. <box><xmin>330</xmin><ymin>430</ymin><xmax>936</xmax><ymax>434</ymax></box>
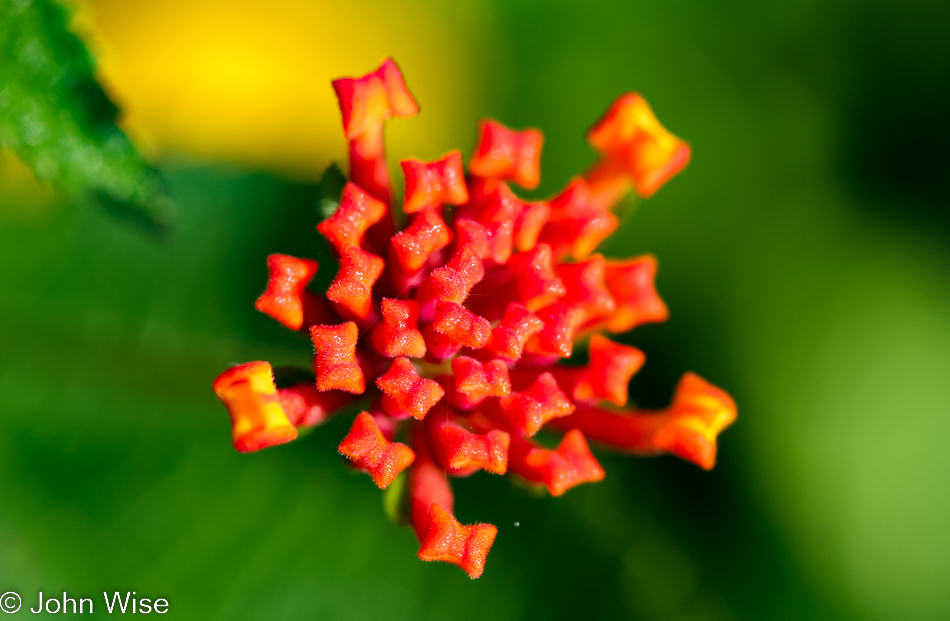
<box><xmin>315</xmin><ymin>162</ymin><xmax>347</xmax><ymax>220</ymax></box>
<box><xmin>0</xmin><ymin>0</ymin><xmax>171</xmax><ymax>231</ymax></box>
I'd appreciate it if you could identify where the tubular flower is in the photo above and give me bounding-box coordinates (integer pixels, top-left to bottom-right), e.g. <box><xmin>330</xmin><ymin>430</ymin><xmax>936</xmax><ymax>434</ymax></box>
<box><xmin>213</xmin><ymin>58</ymin><xmax>736</xmax><ymax>578</ymax></box>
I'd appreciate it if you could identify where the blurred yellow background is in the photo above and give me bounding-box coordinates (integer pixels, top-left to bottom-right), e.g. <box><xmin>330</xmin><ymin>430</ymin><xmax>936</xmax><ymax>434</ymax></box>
<box><xmin>75</xmin><ymin>0</ymin><xmax>494</xmax><ymax>178</ymax></box>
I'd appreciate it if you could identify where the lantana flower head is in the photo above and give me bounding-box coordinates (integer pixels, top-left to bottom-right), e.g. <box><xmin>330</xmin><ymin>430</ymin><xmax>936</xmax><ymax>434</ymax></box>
<box><xmin>213</xmin><ymin>59</ymin><xmax>736</xmax><ymax>579</ymax></box>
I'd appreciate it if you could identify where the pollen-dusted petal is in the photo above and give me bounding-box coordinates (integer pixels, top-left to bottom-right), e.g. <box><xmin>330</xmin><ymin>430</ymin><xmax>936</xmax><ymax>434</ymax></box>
<box><xmin>499</xmin><ymin>372</ymin><xmax>575</xmax><ymax>436</ymax></box>
<box><xmin>585</xmin><ymin>92</ymin><xmax>691</xmax><ymax>202</ymax></box>
<box><xmin>390</xmin><ymin>209</ymin><xmax>453</xmax><ymax>273</ymax></box>
<box><xmin>429</xmin><ymin>416</ymin><xmax>509</xmax><ymax>475</ymax></box>
<box><xmin>556</xmin><ymin>255</ymin><xmax>617</xmax><ymax>324</ymax></box>
<box><xmin>508</xmin><ymin>429</ymin><xmax>605</xmax><ymax>496</ymax></box>
<box><xmin>543</xmin><ymin>211</ymin><xmax>618</xmax><ymax>262</ymax></box>
<box><xmin>417</xmin><ymin>504</ymin><xmax>498</xmax><ymax>579</ymax></box>
<box><xmin>514</xmin><ymin>200</ymin><xmax>551</xmax><ymax>252</ymax></box>
<box><xmin>555</xmin><ymin>373</ymin><xmax>737</xmax><ymax>470</ymax></box>
<box><xmin>603</xmin><ymin>255</ymin><xmax>668</xmax><ymax>332</ymax></box>
<box><xmin>505</xmin><ymin>244</ymin><xmax>567</xmax><ymax>312</ymax></box>
<box><xmin>432</xmin><ymin>301</ymin><xmax>492</xmax><ymax>350</ymax></box>
<box><xmin>450</xmin><ymin>357</ymin><xmax>511</xmax><ymax>409</ymax></box>
<box><xmin>377</xmin><ymin>357</ymin><xmax>446</xmax><ymax>420</ymax></box>
<box><xmin>332</xmin><ymin>58</ymin><xmax>418</xmax><ymax>140</ymax></box>
<box><xmin>454</xmin><ymin>219</ymin><xmax>513</xmax><ymax>266</ymax></box>
<box><xmin>540</xmin><ymin>178</ymin><xmax>618</xmax><ymax>261</ymax></box>
<box><xmin>469</xmin><ymin>120</ymin><xmax>543</xmax><ymax>189</ymax></box>
<box><xmin>310</xmin><ymin>322</ymin><xmax>365</xmax><ymax>394</ymax></box>
<box><xmin>525</xmin><ymin>303</ymin><xmax>586</xmax><ymax>358</ymax></box>
<box><xmin>278</xmin><ymin>382</ymin><xmax>355</xmax><ymax>428</ymax></box>
<box><xmin>213</xmin><ymin>362</ymin><xmax>298</xmax><ymax>452</ymax></box>
<box><xmin>316</xmin><ymin>183</ymin><xmax>386</xmax><ymax>252</ymax></box>
<box><xmin>417</xmin><ymin>246</ymin><xmax>485</xmax><ymax>318</ymax></box>
<box><xmin>326</xmin><ymin>246</ymin><xmax>385</xmax><ymax>322</ymax></box>
<box><xmin>487</xmin><ymin>302</ymin><xmax>545</xmax><ymax>361</ymax></box>
<box><xmin>370</xmin><ymin>299</ymin><xmax>426</xmax><ymax>358</ymax></box>
<box><xmin>339</xmin><ymin>412</ymin><xmax>415</xmax><ymax>488</ymax></box>
<box><xmin>401</xmin><ymin>151</ymin><xmax>469</xmax><ymax>214</ymax></box>
<box><xmin>255</xmin><ymin>254</ymin><xmax>328</xmax><ymax>330</ymax></box>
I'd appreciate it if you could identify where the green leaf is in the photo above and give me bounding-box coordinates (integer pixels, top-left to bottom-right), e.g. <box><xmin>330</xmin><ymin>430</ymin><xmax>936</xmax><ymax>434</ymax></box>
<box><xmin>381</xmin><ymin>470</ymin><xmax>409</xmax><ymax>525</ymax></box>
<box><xmin>314</xmin><ymin>162</ymin><xmax>347</xmax><ymax>220</ymax></box>
<box><xmin>0</xmin><ymin>0</ymin><xmax>172</xmax><ymax>232</ymax></box>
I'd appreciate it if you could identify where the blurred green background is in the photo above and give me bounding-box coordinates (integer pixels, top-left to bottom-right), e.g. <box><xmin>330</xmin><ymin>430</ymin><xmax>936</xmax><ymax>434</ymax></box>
<box><xmin>2</xmin><ymin>0</ymin><xmax>948</xmax><ymax>619</ymax></box>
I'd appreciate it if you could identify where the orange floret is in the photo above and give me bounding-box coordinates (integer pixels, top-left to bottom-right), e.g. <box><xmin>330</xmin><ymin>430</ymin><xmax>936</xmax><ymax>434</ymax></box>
<box><xmin>370</xmin><ymin>299</ymin><xmax>426</xmax><ymax>358</ymax></box>
<box><xmin>508</xmin><ymin>429</ymin><xmax>605</xmax><ymax>496</ymax></box>
<box><xmin>563</xmin><ymin>335</ymin><xmax>645</xmax><ymax>406</ymax></box>
<box><xmin>428</xmin><ymin>416</ymin><xmax>509</xmax><ymax>475</ymax></box>
<box><xmin>417</xmin><ymin>504</ymin><xmax>498</xmax><ymax>580</ymax></box>
<box><xmin>255</xmin><ymin>254</ymin><xmax>327</xmax><ymax>330</ymax></box>
<box><xmin>390</xmin><ymin>209</ymin><xmax>453</xmax><ymax>273</ymax></box>
<box><xmin>432</xmin><ymin>301</ymin><xmax>492</xmax><ymax>350</ymax></box>
<box><xmin>213</xmin><ymin>361</ymin><xmax>298</xmax><ymax>452</ymax></box>
<box><xmin>505</xmin><ymin>243</ymin><xmax>566</xmax><ymax>312</ymax></box>
<box><xmin>453</xmin><ymin>219</ymin><xmax>513</xmax><ymax>266</ymax></box>
<box><xmin>603</xmin><ymin>255</ymin><xmax>669</xmax><ymax>333</ymax></box>
<box><xmin>487</xmin><ymin>302</ymin><xmax>545</xmax><ymax>361</ymax></box>
<box><xmin>317</xmin><ymin>182</ymin><xmax>386</xmax><ymax>252</ymax></box>
<box><xmin>525</xmin><ymin>303</ymin><xmax>586</xmax><ymax>359</ymax></box>
<box><xmin>450</xmin><ymin>356</ymin><xmax>511</xmax><ymax>410</ymax></box>
<box><xmin>585</xmin><ymin>92</ymin><xmax>691</xmax><ymax>204</ymax></box>
<box><xmin>540</xmin><ymin>178</ymin><xmax>618</xmax><ymax>261</ymax></box>
<box><xmin>556</xmin><ymin>255</ymin><xmax>617</xmax><ymax>324</ymax></box>
<box><xmin>333</xmin><ymin>58</ymin><xmax>418</xmax><ymax>139</ymax></box>
<box><xmin>498</xmin><ymin>372</ymin><xmax>575</xmax><ymax>436</ymax></box>
<box><xmin>469</xmin><ymin>120</ymin><xmax>543</xmax><ymax>190</ymax></box>
<box><xmin>513</xmin><ymin>200</ymin><xmax>550</xmax><ymax>252</ymax></box>
<box><xmin>401</xmin><ymin>151</ymin><xmax>469</xmax><ymax>214</ymax></box>
<box><xmin>417</xmin><ymin>246</ymin><xmax>484</xmax><ymax>318</ymax></box>
<box><xmin>310</xmin><ymin>322</ymin><xmax>365</xmax><ymax>394</ymax></box>
<box><xmin>334</xmin><ymin>58</ymin><xmax>418</xmax><ymax>206</ymax></box>
<box><xmin>555</xmin><ymin>373</ymin><xmax>737</xmax><ymax>470</ymax></box>
<box><xmin>339</xmin><ymin>412</ymin><xmax>415</xmax><ymax>488</ymax></box>
<box><xmin>326</xmin><ymin>246</ymin><xmax>385</xmax><ymax>322</ymax></box>
<box><xmin>376</xmin><ymin>357</ymin><xmax>445</xmax><ymax>420</ymax></box>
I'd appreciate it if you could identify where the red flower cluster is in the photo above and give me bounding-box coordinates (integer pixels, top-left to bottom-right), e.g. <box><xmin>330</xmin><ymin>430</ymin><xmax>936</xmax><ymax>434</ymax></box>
<box><xmin>213</xmin><ymin>59</ymin><xmax>736</xmax><ymax>579</ymax></box>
